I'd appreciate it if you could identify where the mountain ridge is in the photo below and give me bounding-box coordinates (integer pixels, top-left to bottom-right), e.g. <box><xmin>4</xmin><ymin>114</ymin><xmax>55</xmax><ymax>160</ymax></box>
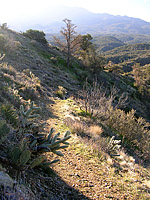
<box><xmin>7</xmin><ymin>6</ymin><xmax>150</xmax><ymax>35</ymax></box>
<box><xmin>40</xmin><ymin>11</ymin><xmax>150</xmax><ymax>35</ymax></box>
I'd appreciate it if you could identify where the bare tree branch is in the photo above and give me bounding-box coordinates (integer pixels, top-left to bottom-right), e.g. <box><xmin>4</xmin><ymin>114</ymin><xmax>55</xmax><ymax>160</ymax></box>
<box><xmin>53</xmin><ymin>18</ymin><xmax>80</xmax><ymax>68</ymax></box>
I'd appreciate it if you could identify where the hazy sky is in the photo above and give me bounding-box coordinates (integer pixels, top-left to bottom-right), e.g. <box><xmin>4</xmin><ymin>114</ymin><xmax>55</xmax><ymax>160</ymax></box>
<box><xmin>0</xmin><ymin>0</ymin><xmax>150</xmax><ymax>26</ymax></box>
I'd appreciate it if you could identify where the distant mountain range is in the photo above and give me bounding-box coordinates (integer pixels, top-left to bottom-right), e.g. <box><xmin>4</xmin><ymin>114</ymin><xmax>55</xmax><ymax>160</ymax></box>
<box><xmin>10</xmin><ymin>6</ymin><xmax>150</xmax><ymax>35</ymax></box>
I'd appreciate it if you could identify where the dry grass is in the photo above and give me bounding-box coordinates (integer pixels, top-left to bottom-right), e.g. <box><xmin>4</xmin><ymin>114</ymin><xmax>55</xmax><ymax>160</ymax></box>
<box><xmin>65</xmin><ymin>117</ymin><xmax>103</xmax><ymax>138</ymax></box>
<box><xmin>89</xmin><ymin>125</ymin><xmax>103</xmax><ymax>137</ymax></box>
<box><xmin>70</xmin><ymin>121</ymin><xmax>89</xmax><ymax>139</ymax></box>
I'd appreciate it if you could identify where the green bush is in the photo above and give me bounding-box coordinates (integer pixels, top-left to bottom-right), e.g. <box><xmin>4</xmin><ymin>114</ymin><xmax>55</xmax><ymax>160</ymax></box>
<box><xmin>0</xmin><ymin>120</ymin><xmax>10</xmax><ymax>144</ymax></box>
<box><xmin>23</xmin><ymin>29</ymin><xmax>48</xmax><ymax>45</ymax></box>
<box><xmin>80</xmin><ymin>81</ymin><xmax>149</xmax><ymax>160</ymax></box>
<box><xmin>55</xmin><ymin>86</ymin><xmax>67</xmax><ymax>99</ymax></box>
<box><xmin>0</xmin><ymin>104</ymin><xmax>18</xmax><ymax>127</ymax></box>
<box><xmin>107</xmin><ymin>108</ymin><xmax>150</xmax><ymax>159</ymax></box>
<box><xmin>19</xmin><ymin>86</ymin><xmax>39</xmax><ymax>101</ymax></box>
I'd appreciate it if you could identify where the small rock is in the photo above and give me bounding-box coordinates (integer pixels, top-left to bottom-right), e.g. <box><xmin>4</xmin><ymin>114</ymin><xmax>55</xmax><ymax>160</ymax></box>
<box><xmin>75</xmin><ymin>173</ymin><xmax>80</xmax><ymax>178</ymax></box>
<box><xmin>89</xmin><ymin>184</ymin><xmax>94</xmax><ymax>187</ymax></box>
<box><xmin>0</xmin><ymin>171</ymin><xmax>15</xmax><ymax>188</ymax></box>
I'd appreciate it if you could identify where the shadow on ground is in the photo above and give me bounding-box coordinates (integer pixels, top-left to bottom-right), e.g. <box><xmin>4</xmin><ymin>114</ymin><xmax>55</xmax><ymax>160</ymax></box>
<box><xmin>26</xmin><ymin>168</ymin><xmax>91</xmax><ymax>200</ymax></box>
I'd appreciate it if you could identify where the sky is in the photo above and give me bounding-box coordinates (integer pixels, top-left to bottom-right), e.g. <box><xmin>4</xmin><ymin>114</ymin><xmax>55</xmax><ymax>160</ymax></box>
<box><xmin>0</xmin><ymin>0</ymin><xmax>150</xmax><ymax>27</ymax></box>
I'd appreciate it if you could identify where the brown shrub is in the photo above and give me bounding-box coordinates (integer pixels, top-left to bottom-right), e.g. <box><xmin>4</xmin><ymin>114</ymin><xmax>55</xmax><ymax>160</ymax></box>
<box><xmin>79</xmin><ymin>81</ymin><xmax>127</xmax><ymax>119</ymax></box>
<box><xmin>89</xmin><ymin>125</ymin><xmax>103</xmax><ymax>137</ymax></box>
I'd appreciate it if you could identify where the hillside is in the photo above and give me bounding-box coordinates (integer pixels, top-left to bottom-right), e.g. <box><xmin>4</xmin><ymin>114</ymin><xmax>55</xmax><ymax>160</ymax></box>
<box><xmin>115</xmin><ymin>34</ymin><xmax>150</xmax><ymax>44</ymax></box>
<box><xmin>93</xmin><ymin>35</ymin><xmax>125</xmax><ymax>52</ymax></box>
<box><xmin>100</xmin><ymin>43</ymin><xmax>150</xmax><ymax>70</ymax></box>
<box><xmin>0</xmin><ymin>27</ymin><xmax>150</xmax><ymax>200</ymax></box>
<box><xmin>92</xmin><ymin>34</ymin><xmax>150</xmax><ymax>51</ymax></box>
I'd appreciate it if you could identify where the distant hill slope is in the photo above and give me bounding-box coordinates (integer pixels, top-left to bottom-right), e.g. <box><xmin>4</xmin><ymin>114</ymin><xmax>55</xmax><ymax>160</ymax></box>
<box><xmin>114</xmin><ymin>34</ymin><xmax>150</xmax><ymax>44</ymax></box>
<box><xmin>102</xmin><ymin>43</ymin><xmax>150</xmax><ymax>67</ymax></box>
<box><xmin>93</xmin><ymin>35</ymin><xmax>125</xmax><ymax>52</ymax></box>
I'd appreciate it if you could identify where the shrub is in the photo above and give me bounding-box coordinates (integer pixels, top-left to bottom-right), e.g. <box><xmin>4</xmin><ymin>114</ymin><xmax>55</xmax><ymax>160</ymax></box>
<box><xmin>107</xmin><ymin>108</ymin><xmax>150</xmax><ymax>159</ymax></box>
<box><xmin>0</xmin><ymin>120</ymin><xmax>10</xmax><ymax>144</ymax></box>
<box><xmin>0</xmin><ymin>34</ymin><xmax>6</xmax><ymax>51</ymax></box>
<box><xmin>89</xmin><ymin>125</ymin><xmax>103</xmax><ymax>137</ymax></box>
<box><xmin>18</xmin><ymin>70</ymin><xmax>41</xmax><ymax>101</ymax></box>
<box><xmin>0</xmin><ymin>104</ymin><xmax>18</xmax><ymax>127</ymax></box>
<box><xmin>132</xmin><ymin>63</ymin><xmax>150</xmax><ymax>99</ymax></box>
<box><xmin>79</xmin><ymin>80</ymin><xmax>149</xmax><ymax>160</ymax></box>
<box><xmin>79</xmin><ymin>80</ymin><xmax>127</xmax><ymax>119</ymax></box>
<box><xmin>7</xmin><ymin>87</ymin><xmax>22</xmax><ymax>108</ymax></box>
<box><xmin>55</xmin><ymin>86</ymin><xmax>67</xmax><ymax>99</ymax></box>
<box><xmin>1</xmin><ymin>23</ymin><xmax>8</xmax><ymax>29</ymax></box>
<box><xmin>104</xmin><ymin>61</ymin><xmax>123</xmax><ymax>74</ymax></box>
<box><xmin>1</xmin><ymin>63</ymin><xmax>16</xmax><ymax>77</ymax></box>
<box><xmin>23</xmin><ymin>29</ymin><xmax>48</xmax><ymax>45</ymax></box>
<box><xmin>71</xmin><ymin>121</ymin><xmax>87</xmax><ymax>137</ymax></box>
<box><xmin>19</xmin><ymin>86</ymin><xmax>39</xmax><ymax>101</ymax></box>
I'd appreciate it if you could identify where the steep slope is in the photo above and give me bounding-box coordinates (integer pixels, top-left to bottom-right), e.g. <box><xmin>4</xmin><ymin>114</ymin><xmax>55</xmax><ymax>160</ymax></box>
<box><xmin>0</xmin><ymin>28</ymin><xmax>81</xmax><ymax>94</ymax></box>
<box><xmin>0</xmin><ymin>27</ymin><xmax>150</xmax><ymax>200</ymax></box>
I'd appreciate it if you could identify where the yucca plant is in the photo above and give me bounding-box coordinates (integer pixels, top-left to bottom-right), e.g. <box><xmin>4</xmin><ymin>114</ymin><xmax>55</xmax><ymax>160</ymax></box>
<box><xmin>9</xmin><ymin>101</ymin><xmax>71</xmax><ymax>169</ymax></box>
<box><xmin>106</xmin><ymin>136</ymin><xmax>121</xmax><ymax>156</ymax></box>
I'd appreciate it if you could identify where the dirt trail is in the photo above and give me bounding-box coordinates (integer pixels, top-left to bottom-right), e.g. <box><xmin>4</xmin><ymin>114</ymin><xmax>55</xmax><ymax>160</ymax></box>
<box><xmin>46</xmin><ymin>98</ymin><xmax>150</xmax><ymax>200</ymax></box>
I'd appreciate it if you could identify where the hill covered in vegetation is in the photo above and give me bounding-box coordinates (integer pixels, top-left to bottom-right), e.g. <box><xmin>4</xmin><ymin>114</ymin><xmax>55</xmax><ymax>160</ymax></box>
<box><xmin>115</xmin><ymin>34</ymin><xmax>150</xmax><ymax>44</ymax></box>
<box><xmin>93</xmin><ymin>35</ymin><xmax>125</xmax><ymax>52</ymax></box>
<box><xmin>100</xmin><ymin>43</ymin><xmax>150</xmax><ymax>68</ymax></box>
<box><xmin>0</xmin><ymin>26</ymin><xmax>150</xmax><ymax>200</ymax></box>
